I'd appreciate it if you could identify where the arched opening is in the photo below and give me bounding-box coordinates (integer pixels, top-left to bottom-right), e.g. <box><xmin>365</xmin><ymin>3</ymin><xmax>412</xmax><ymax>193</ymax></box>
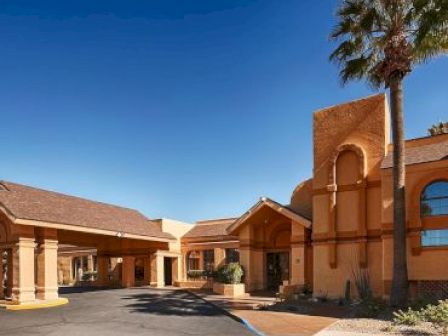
<box><xmin>336</xmin><ymin>150</ymin><xmax>362</xmax><ymax>232</ymax></box>
<box><xmin>420</xmin><ymin>180</ymin><xmax>448</xmax><ymax>247</ymax></box>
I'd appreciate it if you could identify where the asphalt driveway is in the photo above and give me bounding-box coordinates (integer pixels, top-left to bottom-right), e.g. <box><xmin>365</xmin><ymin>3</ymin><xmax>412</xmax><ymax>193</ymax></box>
<box><xmin>0</xmin><ymin>288</ymin><xmax>254</xmax><ymax>336</ymax></box>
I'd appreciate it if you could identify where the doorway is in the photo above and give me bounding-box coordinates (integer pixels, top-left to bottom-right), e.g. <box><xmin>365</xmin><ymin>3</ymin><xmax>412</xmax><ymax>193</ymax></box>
<box><xmin>164</xmin><ymin>257</ymin><xmax>173</xmax><ymax>286</ymax></box>
<box><xmin>266</xmin><ymin>252</ymin><xmax>289</xmax><ymax>291</ymax></box>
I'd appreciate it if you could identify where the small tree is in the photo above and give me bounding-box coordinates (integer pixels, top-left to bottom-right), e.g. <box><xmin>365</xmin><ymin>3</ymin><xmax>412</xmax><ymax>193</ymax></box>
<box><xmin>428</xmin><ymin>121</ymin><xmax>448</xmax><ymax>135</ymax></box>
<box><xmin>216</xmin><ymin>263</ymin><xmax>243</xmax><ymax>284</ymax></box>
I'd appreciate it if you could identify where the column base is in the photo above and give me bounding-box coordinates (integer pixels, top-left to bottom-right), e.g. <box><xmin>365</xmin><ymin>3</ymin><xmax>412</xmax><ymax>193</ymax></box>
<box><xmin>12</xmin><ymin>287</ymin><xmax>36</xmax><ymax>304</ymax></box>
<box><xmin>36</xmin><ymin>286</ymin><xmax>59</xmax><ymax>301</ymax></box>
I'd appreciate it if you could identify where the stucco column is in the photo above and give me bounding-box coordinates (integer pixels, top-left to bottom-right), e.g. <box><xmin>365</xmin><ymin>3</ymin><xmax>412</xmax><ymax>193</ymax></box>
<box><xmin>0</xmin><ymin>249</ymin><xmax>4</xmax><ymax>299</ymax></box>
<box><xmin>198</xmin><ymin>251</ymin><xmax>204</xmax><ymax>270</ymax></box>
<box><xmin>239</xmin><ymin>248</ymin><xmax>252</xmax><ymax>290</ymax></box>
<box><xmin>12</xmin><ymin>237</ymin><xmax>36</xmax><ymax>304</ymax></box>
<box><xmin>96</xmin><ymin>255</ymin><xmax>109</xmax><ymax>286</ymax></box>
<box><xmin>121</xmin><ymin>256</ymin><xmax>135</xmax><ymax>288</ymax></box>
<box><xmin>290</xmin><ymin>246</ymin><xmax>305</xmax><ymax>286</ymax></box>
<box><xmin>87</xmin><ymin>255</ymin><xmax>94</xmax><ymax>281</ymax></box>
<box><xmin>214</xmin><ymin>248</ymin><xmax>226</xmax><ymax>269</ymax></box>
<box><xmin>36</xmin><ymin>239</ymin><xmax>59</xmax><ymax>301</ymax></box>
<box><xmin>6</xmin><ymin>250</ymin><xmax>13</xmax><ymax>298</ymax></box>
<box><xmin>143</xmin><ymin>257</ymin><xmax>151</xmax><ymax>285</ymax></box>
<box><xmin>150</xmin><ymin>252</ymin><xmax>164</xmax><ymax>287</ymax></box>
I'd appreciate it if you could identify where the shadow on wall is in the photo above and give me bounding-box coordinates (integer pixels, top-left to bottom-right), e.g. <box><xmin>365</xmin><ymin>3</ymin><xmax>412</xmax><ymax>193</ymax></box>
<box><xmin>121</xmin><ymin>290</ymin><xmax>225</xmax><ymax>317</ymax></box>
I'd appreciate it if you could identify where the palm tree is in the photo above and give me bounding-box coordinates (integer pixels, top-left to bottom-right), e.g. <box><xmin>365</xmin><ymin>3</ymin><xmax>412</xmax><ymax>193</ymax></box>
<box><xmin>330</xmin><ymin>0</ymin><xmax>448</xmax><ymax>307</ymax></box>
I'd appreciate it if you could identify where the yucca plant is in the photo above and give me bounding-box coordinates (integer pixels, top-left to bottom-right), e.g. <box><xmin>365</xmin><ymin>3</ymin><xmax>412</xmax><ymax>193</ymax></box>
<box><xmin>330</xmin><ymin>0</ymin><xmax>448</xmax><ymax>307</ymax></box>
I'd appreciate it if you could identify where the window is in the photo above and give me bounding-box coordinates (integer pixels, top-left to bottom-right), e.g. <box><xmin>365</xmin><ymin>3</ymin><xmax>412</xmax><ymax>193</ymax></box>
<box><xmin>203</xmin><ymin>250</ymin><xmax>215</xmax><ymax>273</ymax></box>
<box><xmin>421</xmin><ymin>181</ymin><xmax>448</xmax><ymax>216</ymax></box>
<box><xmin>225</xmin><ymin>248</ymin><xmax>239</xmax><ymax>264</ymax></box>
<box><xmin>422</xmin><ymin>229</ymin><xmax>448</xmax><ymax>247</ymax></box>
<box><xmin>187</xmin><ymin>251</ymin><xmax>200</xmax><ymax>271</ymax></box>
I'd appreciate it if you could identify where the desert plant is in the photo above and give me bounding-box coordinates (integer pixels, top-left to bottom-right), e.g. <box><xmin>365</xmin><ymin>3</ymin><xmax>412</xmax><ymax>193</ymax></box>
<box><xmin>421</xmin><ymin>300</ymin><xmax>448</xmax><ymax>335</ymax></box>
<box><xmin>393</xmin><ymin>307</ymin><xmax>422</xmax><ymax>326</ymax></box>
<box><xmin>393</xmin><ymin>299</ymin><xmax>448</xmax><ymax>335</ymax></box>
<box><xmin>216</xmin><ymin>263</ymin><xmax>243</xmax><ymax>284</ymax></box>
<box><xmin>352</xmin><ymin>267</ymin><xmax>372</xmax><ymax>300</ymax></box>
<box><xmin>331</xmin><ymin>0</ymin><xmax>448</xmax><ymax>307</ymax></box>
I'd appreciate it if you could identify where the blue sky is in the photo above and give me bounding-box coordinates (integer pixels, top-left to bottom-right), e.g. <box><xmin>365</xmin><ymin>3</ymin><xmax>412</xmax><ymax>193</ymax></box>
<box><xmin>0</xmin><ymin>0</ymin><xmax>447</xmax><ymax>223</ymax></box>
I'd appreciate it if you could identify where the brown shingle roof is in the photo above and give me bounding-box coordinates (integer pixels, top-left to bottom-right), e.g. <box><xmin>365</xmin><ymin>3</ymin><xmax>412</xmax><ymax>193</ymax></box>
<box><xmin>381</xmin><ymin>138</ymin><xmax>448</xmax><ymax>168</ymax></box>
<box><xmin>182</xmin><ymin>218</ymin><xmax>237</xmax><ymax>239</ymax></box>
<box><xmin>0</xmin><ymin>181</ymin><xmax>174</xmax><ymax>240</ymax></box>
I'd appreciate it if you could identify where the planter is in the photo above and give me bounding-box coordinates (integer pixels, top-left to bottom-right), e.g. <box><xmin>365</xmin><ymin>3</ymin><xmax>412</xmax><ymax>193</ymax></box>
<box><xmin>174</xmin><ymin>279</ymin><xmax>213</xmax><ymax>289</ymax></box>
<box><xmin>212</xmin><ymin>282</ymin><xmax>246</xmax><ymax>297</ymax></box>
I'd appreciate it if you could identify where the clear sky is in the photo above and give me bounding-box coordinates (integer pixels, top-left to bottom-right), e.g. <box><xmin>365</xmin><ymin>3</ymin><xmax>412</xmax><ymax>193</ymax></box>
<box><xmin>1</xmin><ymin>1</ymin><xmax>447</xmax><ymax>223</ymax></box>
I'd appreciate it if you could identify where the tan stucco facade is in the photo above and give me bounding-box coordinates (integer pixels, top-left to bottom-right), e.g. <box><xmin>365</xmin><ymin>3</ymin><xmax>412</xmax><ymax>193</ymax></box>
<box><xmin>1</xmin><ymin>93</ymin><xmax>447</xmax><ymax>306</ymax></box>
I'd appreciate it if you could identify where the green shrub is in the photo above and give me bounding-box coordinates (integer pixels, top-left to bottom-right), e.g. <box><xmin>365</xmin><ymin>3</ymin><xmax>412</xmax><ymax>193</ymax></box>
<box><xmin>421</xmin><ymin>300</ymin><xmax>448</xmax><ymax>335</ymax></box>
<box><xmin>357</xmin><ymin>297</ymin><xmax>387</xmax><ymax>318</ymax></box>
<box><xmin>216</xmin><ymin>263</ymin><xmax>243</xmax><ymax>284</ymax></box>
<box><xmin>393</xmin><ymin>307</ymin><xmax>422</xmax><ymax>326</ymax></box>
<box><xmin>393</xmin><ymin>300</ymin><xmax>448</xmax><ymax>335</ymax></box>
<box><xmin>187</xmin><ymin>270</ymin><xmax>206</xmax><ymax>279</ymax></box>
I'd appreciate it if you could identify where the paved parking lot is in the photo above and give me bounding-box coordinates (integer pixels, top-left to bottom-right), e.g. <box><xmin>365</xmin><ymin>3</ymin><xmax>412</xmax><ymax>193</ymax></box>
<box><xmin>0</xmin><ymin>288</ymin><xmax>254</xmax><ymax>336</ymax></box>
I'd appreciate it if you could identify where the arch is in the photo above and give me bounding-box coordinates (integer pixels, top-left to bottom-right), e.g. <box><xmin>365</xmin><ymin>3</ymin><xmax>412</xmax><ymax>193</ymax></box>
<box><xmin>268</xmin><ymin>222</ymin><xmax>291</xmax><ymax>249</ymax></box>
<box><xmin>186</xmin><ymin>251</ymin><xmax>200</xmax><ymax>272</ymax></box>
<box><xmin>328</xmin><ymin>144</ymin><xmax>367</xmax><ymax>186</ymax></box>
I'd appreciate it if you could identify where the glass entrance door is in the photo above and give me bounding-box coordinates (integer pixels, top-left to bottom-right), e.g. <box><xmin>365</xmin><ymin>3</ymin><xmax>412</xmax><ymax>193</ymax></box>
<box><xmin>266</xmin><ymin>252</ymin><xmax>289</xmax><ymax>291</ymax></box>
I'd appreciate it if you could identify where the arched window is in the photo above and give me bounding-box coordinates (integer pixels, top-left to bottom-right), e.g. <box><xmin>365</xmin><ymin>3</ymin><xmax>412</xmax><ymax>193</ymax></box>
<box><xmin>186</xmin><ymin>251</ymin><xmax>200</xmax><ymax>271</ymax></box>
<box><xmin>421</xmin><ymin>180</ymin><xmax>448</xmax><ymax>247</ymax></box>
<box><xmin>421</xmin><ymin>181</ymin><xmax>448</xmax><ymax>217</ymax></box>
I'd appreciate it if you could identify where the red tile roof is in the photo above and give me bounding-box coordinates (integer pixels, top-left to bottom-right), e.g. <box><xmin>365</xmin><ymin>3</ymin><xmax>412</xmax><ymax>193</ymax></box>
<box><xmin>182</xmin><ymin>218</ymin><xmax>237</xmax><ymax>239</ymax></box>
<box><xmin>381</xmin><ymin>137</ymin><xmax>448</xmax><ymax>168</ymax></box>
<box><xmin>0</xmin><ymin>181</ymin><xmax>174</xmax><ymax>240</ymax></box>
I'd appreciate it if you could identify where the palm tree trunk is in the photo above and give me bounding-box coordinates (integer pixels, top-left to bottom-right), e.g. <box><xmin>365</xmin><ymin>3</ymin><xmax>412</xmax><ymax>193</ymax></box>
<box><xmin>389</xmin><ymin>76</ymin><xmax>409</xmax><ymax>307</ymax></box>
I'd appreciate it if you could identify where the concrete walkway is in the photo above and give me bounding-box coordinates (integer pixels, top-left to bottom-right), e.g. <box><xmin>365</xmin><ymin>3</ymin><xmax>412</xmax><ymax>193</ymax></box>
<box><xmin>191</xmin><ymin>291</ymin><xmax>346</xmax><ymax>336</ymax></box>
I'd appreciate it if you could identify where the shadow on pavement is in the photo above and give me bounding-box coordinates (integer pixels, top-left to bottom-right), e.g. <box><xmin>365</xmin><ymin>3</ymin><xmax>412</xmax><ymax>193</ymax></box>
<box><xmin>121</xmin><ymin>290</ymin><xmax>227</xmax><ymax>317</ymax></box>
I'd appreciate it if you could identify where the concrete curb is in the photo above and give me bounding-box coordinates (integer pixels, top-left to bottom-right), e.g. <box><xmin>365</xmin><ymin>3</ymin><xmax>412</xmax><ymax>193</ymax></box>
<box><xmin>1</xmin><ymin>298</ymin><xmax>69</xmax><ymax>311</ymax></box>
<box><xmin>186</xmin><ymin>290</ymin><xmax>265</xmax><ymax>336</ymax></box>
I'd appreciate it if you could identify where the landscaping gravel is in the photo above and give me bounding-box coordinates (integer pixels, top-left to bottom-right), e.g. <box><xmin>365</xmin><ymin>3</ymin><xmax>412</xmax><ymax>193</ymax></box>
<box><xmin>328</xmin><ymin>318</ymin><xmax>440</xmax><ymax>335</ymax></box>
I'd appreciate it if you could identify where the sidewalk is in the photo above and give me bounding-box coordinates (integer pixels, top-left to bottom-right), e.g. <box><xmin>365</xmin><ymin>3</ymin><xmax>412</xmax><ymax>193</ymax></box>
<box><xmin>190</xmin><ymin>290</ymin><xmax>344</xmax><ymax>336</ymax></box>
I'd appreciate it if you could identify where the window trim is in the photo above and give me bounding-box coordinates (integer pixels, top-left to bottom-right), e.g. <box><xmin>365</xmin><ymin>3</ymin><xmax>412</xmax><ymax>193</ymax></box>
<box><xmin>420</xmin><ymin>180</ymin><xmax>448</xmax><ymax>217</ymax></box>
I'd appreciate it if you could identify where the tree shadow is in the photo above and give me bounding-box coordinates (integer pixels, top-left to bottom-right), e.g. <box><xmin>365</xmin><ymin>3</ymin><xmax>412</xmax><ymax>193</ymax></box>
<box><xmin>121</xmin><ymin>290</ymin><xmax>228</xmax><ymax>317</ymax></box>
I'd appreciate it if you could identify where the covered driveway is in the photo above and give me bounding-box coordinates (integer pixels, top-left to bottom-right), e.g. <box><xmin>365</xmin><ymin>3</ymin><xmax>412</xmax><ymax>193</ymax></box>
<box><xmin>0</xmin><ymin>288</ymin><xmax>253</xmax><ymax>335</ymax></box>
<box><xmin>0</xmin><ymin>180</ymin><xmax>175</xmax><ymax>304</ymax></box>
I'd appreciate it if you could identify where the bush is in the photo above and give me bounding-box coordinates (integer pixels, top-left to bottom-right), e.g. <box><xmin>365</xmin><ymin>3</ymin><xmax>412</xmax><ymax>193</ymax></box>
<box><xmin>187</xmin><ymin>270</ymin><xmax>206</xmax><ymax>279</ymax></box>
<box><xmin>216</xmin><ymin>263</ymin><xmax>243</xmax><ymax>284</ymax></box>
<box><xmin>393</xmin><ymin>300</ymin><xmax>448</xmax><ymax>335</ymax></box>
<box><xmin>357</xmin><ymin>297</ymin><xmax>387</xmax><ymax>318</ymax></box>
<box><xmin>393</xmin><ymin>307</ymin><xmax>422</xmax><ymax>326</ymax></box>
<box><xmin>421</xmin><ymin>300</ymin><xmax>448</xmax><ymax>335</ymax></box>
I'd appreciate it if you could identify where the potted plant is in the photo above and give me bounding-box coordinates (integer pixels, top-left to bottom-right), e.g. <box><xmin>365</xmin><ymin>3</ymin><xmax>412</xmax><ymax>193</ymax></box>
<box><xmin>212</xmin><ymin>263</ymin><xmax>246</xmax><ymax>297</ymax></box>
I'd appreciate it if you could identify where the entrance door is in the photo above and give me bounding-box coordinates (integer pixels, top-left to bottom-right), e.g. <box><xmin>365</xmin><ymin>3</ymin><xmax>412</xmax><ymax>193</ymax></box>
<box><xmin>266</xmin><ymin>252</ymin><xmax>289</xmax><ymax>291</ymax></box>
<box><xmin>164</xmin><ymin>257</ymin><xmax>173</xmax><ymax>286</ymax></box>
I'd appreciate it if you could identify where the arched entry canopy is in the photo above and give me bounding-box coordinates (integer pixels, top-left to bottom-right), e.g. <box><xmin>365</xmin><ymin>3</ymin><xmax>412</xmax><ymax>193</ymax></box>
<box><xmin>0</xmin><ymin>180</ymin><xmax>175</xmax><ymax>305</ymax></box>
<box><xmin>227</xmin><ymin>197</ymin><xmax>313</xmax><ymax>293</ymax></box>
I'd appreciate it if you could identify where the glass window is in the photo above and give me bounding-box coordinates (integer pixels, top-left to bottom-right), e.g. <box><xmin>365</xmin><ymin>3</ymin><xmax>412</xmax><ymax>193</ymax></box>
<box><xmin>225</xmin><ymin>248</ymin><xmax>240</xmax><ymax>264</ymax></box>
<box><xmin>187</xmin><ymin>251</ymin><xmax>200</xmax><ymax>271</ymax></box>
<box><xmin>203</xmin><ymin>250</ymin><xmax>215</xmax><ymax>272</ymax></box>
<box><xmin>421</xmin><ymin>181</ymin><xmax>448</xmax><ymax>216</ymax></box>
<box><xmin>422</xmin><ymin>229</ymin><xmax>448</xmax><ymax>247</ymax></box>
